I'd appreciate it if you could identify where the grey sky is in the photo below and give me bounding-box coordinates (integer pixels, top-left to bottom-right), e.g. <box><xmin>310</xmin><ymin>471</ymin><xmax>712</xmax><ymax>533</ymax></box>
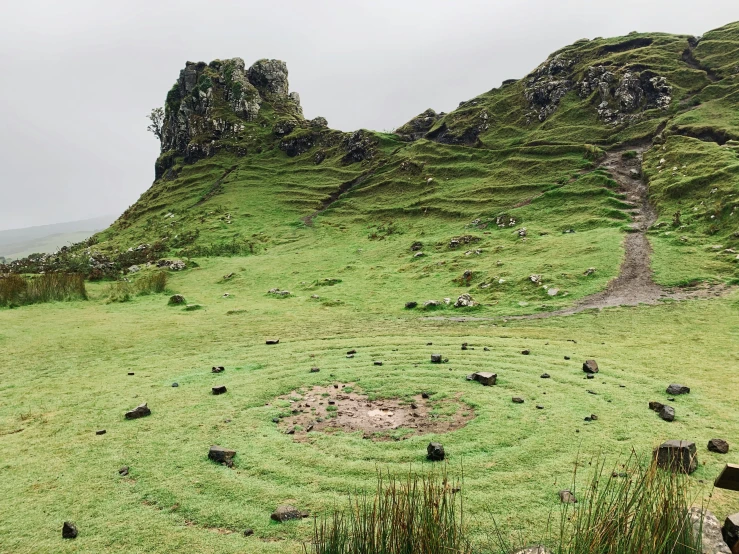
<box><xmin>1</xmin><ymin>0</ymin><xmax>737</xmax><ymax>231</ymax></box>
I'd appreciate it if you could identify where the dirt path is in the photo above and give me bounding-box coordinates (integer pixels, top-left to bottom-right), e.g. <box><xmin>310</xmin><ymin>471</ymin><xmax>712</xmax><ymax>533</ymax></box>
<box><xmin>426</xmin><ymin>144</ymin><xmax>732</xmax><ymax>323</ymax></box>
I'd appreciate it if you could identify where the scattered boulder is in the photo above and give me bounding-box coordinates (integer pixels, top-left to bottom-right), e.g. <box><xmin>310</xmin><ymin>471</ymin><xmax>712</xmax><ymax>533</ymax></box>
<box><xmin>410</xmin><ymin>241</ymin><xmax>423</xmax><ymax>251</ymax></box>
<box><xmin>95</xmin><ymin>429</ymin><xmax>106</xmax><ymax>436</ymax></box>
<box><xmin>541</xmin><ymin>373</ymin><xmax>551</xmax><ymax>379</ymax></box>
<box><xmin>373</xmin><ymin>361</ymin><xmax>383</xmax><ymax>366</ymax></box>
<box><xmin>454</xmin><ymin>294</ymin><xmax>476</xmax><ymax>308</ymax></box>
<box><xmin>168</xmin><ymin>294</ymin><xmax>186</xmax><ymax>305</ymax></box>
<box><xmin>582</xmin><ymin>360</ymin><xmax>599</xmax><ymax>374</ymax></box>
<box><xmin>431</xmin><ymin>354</ymin><xmax>442</xmax><ymax>363</ymax></box>
<box><xmin>512</xmin><ymin>397</ymin><xmax>525</xmax><ymax>404</ymax></box>
<box><xmin>265</xmin><ymin>339</ymin><xmax>280</xmax><ymax>345</ymax></box>
<box><xmin>172</xmin><ymin>382</ymin><xmax>179</xmax><ymax>387</ymax></box>
<box><xmin>427</xmin><ymin>442</ymin><xmax>445</xmax><ymax>461</ymax></box>
<box><xmin>405</xmin><ymin>301</ymin><xmax>418</xmax><ymax>309</ymax></box>
<box><xmin>467</xmin><ymin>372</ymin><xmax>497</xmax><ymax>386</ymax></box>
<box><xmin>723</xmin><ymin>513</ymin><xmax>739</xmax><ymax>552</ymax></box>
<box><xmin>708</xmin><ymin>439</ymin><xmax>730</xmax><ymax>454</ymax></box>
<box><xmin>347</xmin><ymin>349</ymin><xmax>357</xmax><ymax>355</ymax></box>
<box><xmin>62</xmin><ymin>521</ymin><xmax>78</xmax><ymax>539</ymax></box>
<box><xmin>212</xmin><ymin>385</ymin><xmax>227</xmax><ymax>395</ymax></box>
<box><xmin>125</xmin><ymin>403</ymin><xmax>151</xmax><ymax>420</ymax></box>
<box><xmin>659</xmin><ymin>405</ymin><xmax>675</xmax><ymax>422</ymax></box>
<box><xmin>310</xmin><ymin>367</ymin><xmax>320</xmax><ymax>373</ymax></box>
<box><xmin>559</xmin><ymin>490</ymin><xmax>577</xmax><ymax>503</ymax></box>
<box><xmin>271</xmin><ymin>505</ymin><xmax>307</xmax><ymax>522</ymax></box>
<box><xmin>212</xmin><ymin>366</ymin><xmax>225</xmax><ymax>373</ymax></box>
<box><xmin>522</xmin><ymin>349</ymin><xmax>530</xmax><ymax>355</ymax></box>
<box><xmin>666</xmin><ymin>384</ymin><xmax>690</xmax><ymax>395</ymax></box>
<box><xmin>208</xmin><ymin>445</ymin><xmax>236</xmax><ymax>467</ymax></box>
<box><xmin>243</xmin><ymin>528</ymin><xmax>254</xmax><ymax>537</ymax></box>
<box><xmin>654</xmin><ymin>440</ymin><xmax>697</xmax><ymax>473</ymax></box>
<box><xmin>649</xmin><ymin>401</ymin><xmax>664</xmax><ymax>412</ymax></box>
<box><xmin>118</xmin><ymin>466</ymin><xmax>129</xmax><ymax>476</ymax></box>
<box><xmin>689</xmin><ymin>508</ymin><xmax>732</xmax><ymax>554</ymax></box>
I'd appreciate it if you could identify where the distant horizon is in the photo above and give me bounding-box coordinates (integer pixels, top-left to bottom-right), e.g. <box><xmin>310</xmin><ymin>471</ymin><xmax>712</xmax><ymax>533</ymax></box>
<box><xmin>0</xmin><ymin>213</ymin><xmax>117</xmax><ymax>233</ymax></box>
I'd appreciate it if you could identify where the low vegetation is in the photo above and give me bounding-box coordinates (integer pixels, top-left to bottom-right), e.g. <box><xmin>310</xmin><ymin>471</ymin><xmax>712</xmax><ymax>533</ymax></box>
<box><xmin>0</xmin><ymin>272</ymin><xmax>87</xmax><ymax>307</ymax></box>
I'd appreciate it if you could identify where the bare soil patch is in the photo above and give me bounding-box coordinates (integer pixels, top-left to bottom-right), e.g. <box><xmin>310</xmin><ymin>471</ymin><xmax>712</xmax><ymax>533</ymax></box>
<box><xmin>276</xmin><ymin>384</ymin><xmax>474</xmax><ymax>441</ymax></box>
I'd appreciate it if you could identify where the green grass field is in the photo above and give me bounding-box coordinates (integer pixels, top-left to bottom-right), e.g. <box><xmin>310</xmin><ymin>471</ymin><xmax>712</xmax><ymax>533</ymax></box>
<box><xmin>1</xmin><ymin>252</ymin><xmax>738</xmax><ymax>553</ymax></box>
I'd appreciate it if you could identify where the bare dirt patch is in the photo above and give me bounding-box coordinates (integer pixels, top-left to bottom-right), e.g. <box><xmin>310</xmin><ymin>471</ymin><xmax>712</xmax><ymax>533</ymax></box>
<box><xmin>276</xmin><ymin>384</ymin><xmax>474</xmax><ymax>441</ymax></box>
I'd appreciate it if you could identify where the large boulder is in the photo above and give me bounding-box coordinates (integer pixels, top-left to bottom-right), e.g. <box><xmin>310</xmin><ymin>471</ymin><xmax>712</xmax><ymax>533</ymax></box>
<box><xmin>582</xmin><ymin>359</ymin><xmax>599</xmax><ymax>374</ymax></box>
<box><xmin>654</xmin><ymin>440</ymin><xmax>697</xmax><ymax>474</ymax></box>
<box><xmin>689</xmin><ymin>508</ymin><xmax>732</xmax><ymax>554</ymax></box>
<box><xmin>659</xmin><ymin>405</ymin><xmax>676</xmax><ymax>422</ymax></box>
<box><xmin>466</xmin><ymin>372</ymin><xmax>497</xmax><ymax>386</ymax></box>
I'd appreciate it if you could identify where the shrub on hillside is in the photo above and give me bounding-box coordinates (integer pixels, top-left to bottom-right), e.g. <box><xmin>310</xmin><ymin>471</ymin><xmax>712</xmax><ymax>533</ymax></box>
<box><xmin>0</xmin><ymin>273</ymin><xmax>87</xmax><ymax>307</ymax></box>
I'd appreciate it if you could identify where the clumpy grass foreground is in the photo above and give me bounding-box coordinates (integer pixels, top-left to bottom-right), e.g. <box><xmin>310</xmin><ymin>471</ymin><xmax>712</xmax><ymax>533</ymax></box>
<box><xmin>0</xmin><ymin>272</ymin><xmax>87</xmax><ymax>307</ymax></box>
<box><xmin>308</xmin><ymin>455</ymin><xmax>703</xmax><ymax>554</ymax></box>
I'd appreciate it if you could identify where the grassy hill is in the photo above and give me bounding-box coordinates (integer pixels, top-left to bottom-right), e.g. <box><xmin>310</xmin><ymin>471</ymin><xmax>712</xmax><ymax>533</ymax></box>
<box><xmin>1</xmin><ymin>22</ymin><xmax>738</xmax><ymax>554</ymax></box>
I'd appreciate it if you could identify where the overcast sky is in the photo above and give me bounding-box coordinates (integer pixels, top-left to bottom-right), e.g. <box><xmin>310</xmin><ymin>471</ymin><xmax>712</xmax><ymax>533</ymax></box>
<box><xmin>0</xmin><ymin>0</ymin><xmax>737</xmax><ymax>231</ymax></box>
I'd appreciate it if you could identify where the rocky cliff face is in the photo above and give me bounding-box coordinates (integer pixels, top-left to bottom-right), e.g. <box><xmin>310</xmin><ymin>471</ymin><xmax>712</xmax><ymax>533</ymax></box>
<box><xmin>157</xmin><ymin>57</ymin><xmax>303</xmax><ymax>174</ymax></box>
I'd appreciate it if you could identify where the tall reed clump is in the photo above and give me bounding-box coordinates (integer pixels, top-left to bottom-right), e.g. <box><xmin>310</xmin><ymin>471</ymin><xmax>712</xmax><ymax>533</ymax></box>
<box><xmin>553</xmin><ymin>452</ymin><xmax>702</xmax><ymax>554</ymax></box>
<box><xmin>107</xmin><ymin>271</ymin><xmax>168</xmax><ymax>303</ymax></box>
<box><xmin>0</xmin><ymin>273</ymin><xmax>87</xmax><ymax>307</ymax></box>
<box><xmin>305</xmin><ymin>468</ymin><xmax>471</xmax><ymax>554</ymax></box>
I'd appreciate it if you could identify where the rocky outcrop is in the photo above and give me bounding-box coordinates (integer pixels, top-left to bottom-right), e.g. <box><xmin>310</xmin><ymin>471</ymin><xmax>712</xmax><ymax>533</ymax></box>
<box><xmin>159</xmin><ymin>57</ymin><xmax>302</xmax><ymax>165</ymax></box>
<box><xmin>524</xmin><ymin>52</ymin><xmax>672</xmax><ymax>125</ymax></box>
<box><xmin>395</xmin><ymin>108</ymin><xmax>444</xmax><ymax>141</ymax></box>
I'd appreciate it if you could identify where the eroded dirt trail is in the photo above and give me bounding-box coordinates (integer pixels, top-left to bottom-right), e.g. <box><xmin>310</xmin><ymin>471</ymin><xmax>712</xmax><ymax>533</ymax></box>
<box><xmin>429</xmin><ymin>144</ymin><xmax>731</xmax><ymax>323</ymax></box>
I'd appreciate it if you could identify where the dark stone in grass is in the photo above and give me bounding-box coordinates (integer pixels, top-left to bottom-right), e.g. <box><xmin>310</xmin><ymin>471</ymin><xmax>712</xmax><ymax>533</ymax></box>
<box><xmin>584</xmin><ymin>416</ymin><xmax>592</xmax><ymax>422</ymax></box>
<box><xmin>469</xmin><ymin>372</ymin><xmax>497</xmax><ymax>386</ymax></box>
<box><xmin>559</xmin><ymin>490</ymin><xmax>576</xmax><ymax>503</ymax></box>
<box><xmin>708</xmin><ymin>439</ymin><xmax>729</xmax><ymax>454</ymax></box>
<box><xmin>586</xmin><ymin>374</ymin><xmax>594</xmax><ymax>380</ymax></box>
<box><xmin>431</xmin><ymin>354</ymin><xmax>442</xmax><ymax>363</ymax></box>
<box><xmin>127</xmin><ymin>372</ymin><xmax>135</xmax><ymax>376</ymax></box>
<box><xmin>374</xmin><ymin>361</ymin><xmax>383</xmax><ymax>366</ymax></box>
<box><xmin>666</xmin><ymin>384</ymin><xmax>690</xmax><ymax>395</ymax></box>
<box><xmin>244</xmin><ymin>528</ymin><xmax>254</xmax><ymax>537</ymax></box>
<box><xmin>582</xmin><ymin>359</ymin><xmax>598</xmax><ymax>373</ymax></box>
<box><xmin>212</xmin><ymin>385</ymin><xmax>227</xmax><ymax>395</ymax></box>
<box><xmin>125</xmin><ymin>403</ymin><xmax>151</xmax><ymax>420</ymax></box>
<box><xmin>724</xmin><ymin>513</ymin><xmax>739</xmax><ymax>550</ymax></box>
<box><xmin>168</xmin><ymin>294</ymin><xmax>186</xmax><ymax>305</ymax></box>
<box><xmin>405</xmin><ymin>301</ymin><xmax>418</xmax><ymax>309</ymax></box>
<box><xmin>310</xmin><ymin>367</ymin><xmax>320</xmax><ymax>373</ymax></box>
<box><xmin>172</xmin><ymin>383</ymin><xmax>179</xmax><ymax>387</ymax></box>
<box><xmin>427</xmin><ymin>442</ymin><xmax>445</xmax><ymax>461</ymax></box>
<box><xmin>62</xmin><ymin>521</ymin><xmax>78</xmax><ymax>539</ymax></box>
<box><xmin>484</xmin><ymin>347</ymin><xmax>490</xmax><ymax>351</ymax></box>
<box><xmin>536</xmin><ymin>405</ymin><xmax>544</xmax><ymax>409</ymax></box>
<box><xmin>118</xmin><ymin>466</ymin><xmax>129</xmax><ymax>476</ymax></box>
<box><xmin>271</xmin><ymin>505</ymin><xmax>305</xmax><ymax>522</ymax></box>
<box><xmin>461</xmin><ymin>343</ymin><xmax>468</xmax><ymax>350</ymax></box>
<box><xmin>347</xmin><ymin>349</ymin><xmax>357</xmax><ymax>355</ymax></box>
<box><xmin>512</xmin><ymin>397</ymin><xmax>525</xmax><ymax>404</ymax></box>
<box><xmin>564</xmin><ymin>356</ymin><xmax>570</xmax><ymax>360</ymax></box>
<box><xmin>96</xmin><ymin>429</ymin><xmax>106</xmax><ymax>435</ymax></box>
<box><xmin>655</xmin><ymin>440</ymin><xmax>697</xmax><ymax>473</ymax></box>
<box><xmin>541</xmin><ymin>373</ymin><xmax>550</xmax><ymax>379</ymax></box>
<box><xmin>590</xmin><ymin>414</ymin><xmax>598</xmax><ymax>421</ymax></box>
<box><xmin>411</xmin><ymin>241</ymin><xmax>423</xmax><ymax>251</ymax></box>
<box><xmin>265</xmin><ymin>339</ymin><xmax>280</xmax><ymax>345</ymax></box>
<box><xmin>208</xmin><ymin>445</ymin><xmax>236</xmax><ymax>466</ymax></box>
<box><xmin>272</xmin><ymin>418</ymin><xmax>280</xmax><ymax>423</ymax></box>
<box><xmin>212</xmin><ymin>366</ymin><xmax>225</xmax><ymax>373</ymax></box>
<box><xmin>659</xmin><ymin>405</ymin><xmax>675</xmax><ymax>422</ymax></box>
<box><xmin>649</xmin><ymin>401</ymin><xmax>664</xmax><ymax>412</ymax></box>
<box><xmin>421</xmin><ymin>392</ymin><xmax>430</xmax><ymax>399</ymax></box>
<box><xmin>522</xmin><ymin>349</ymin><xmax>530</xmax><ymax>355</ymax></box>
